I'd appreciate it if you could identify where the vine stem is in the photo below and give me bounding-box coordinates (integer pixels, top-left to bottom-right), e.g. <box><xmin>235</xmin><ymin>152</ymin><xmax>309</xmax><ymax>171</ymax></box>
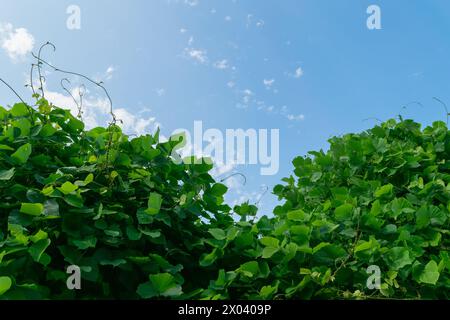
<box><xmin>31</xmin><ymin>41</ymin><xmax>118</xmax><ymax>171</ymax></box>
<box><xmin>332</xmin><ymin>212</ymin><xmax>361</xmax><ymax>279</ymax></box>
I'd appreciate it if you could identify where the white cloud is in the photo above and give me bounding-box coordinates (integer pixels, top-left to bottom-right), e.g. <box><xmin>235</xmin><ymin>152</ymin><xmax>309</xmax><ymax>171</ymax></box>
<box><xmin>155</xmin><ymin>88</ymin><xmax>166</xmax><ymax>96</ymax></box>
<box><xmin>246</xmin><ymin>14</ymin><xmax>265</xmax><ymax>28</ymax></box>
<box><xmin>180</xmin><ymin>28</ymin><xmax>188</xmax><ymax>34</ymax></box>
<box><xmin>225</xmin><ymin>16</ymin><xmax>232</xmax><ymax>22</ymax></box>
<box><xmin>227</xmin><ymin>81</ymin><xmax>235</xmax><ymax>88</ymax></box>
<box><xmin>0</xmin><ymin>23</ymin><xmax>34</xmax><ymax>61</ymax></box>
<box><xmin>287</xmin><ymin>114</ymin><xmax>305</xmax><ymax>121</ymax></box>
<box><xmin>236</xmin><ymin>89</ymin><xmax>254</xmax><ymax>109</ymax></box>
<box><xmin>263</xmin><ymin>78</ymin><xmax>275</xmax><ymax>89</ymax></box>
<box><xmin>184</xmin><ymin>0</ymin><xmax>199</xmax><ymax>6</ymax></box>
<box><xmin>105</xmin><ymin>66</ymin><xmax>115</xmax><ymax>80</ymax></box>
<box><xmin>114</xmin><ymin>108</ymin><xmax>159</xmax><ymax>136</ymax></box>
<box><xmin>213</xmin><ymin>59</ymin><xmax>229</xmax><ymax>70</ymax></box>
<box><xmin>41</xmin><ymin>83</ymin><xmax>159</xmax><ymax>136</ymax></box>
<box><xmin>183</xmin><ymin>48</ymin><xmax>208</xmax><ymax>64</ymax></box>
<box><xmin>294</xmin><ymin>67</ymin><xmax>304</xmax><ymax>78</ymax></box>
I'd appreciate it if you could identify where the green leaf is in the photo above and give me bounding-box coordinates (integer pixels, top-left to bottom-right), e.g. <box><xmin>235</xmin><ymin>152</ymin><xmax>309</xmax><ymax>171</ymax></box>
<box><xmin>11</xmin><ymin>143</ymin><xmax>32</xmax><ymax>164</ymax></box>
<box><xmin>149</xmin><ymin>273</ymin><xmax>182</xmax><ymax>297</ymax></box>
<box><xmin>419</xmin><ymin>260</ymin><xmax>440</xmax><ymax>285</ymax></box>
<box><xmin>10</xmin><ymin>103</ymin><xmax>29</xmax><ymax>117</ymax></box>
<box><xmin>208</xmin><ymin>228</ymin><xmax>226</xmax><ymax>240</ymax></box>
<box><xmin>0</xmin><ymin>276</ymin><xmax>12</xmax><ymax>296</ymax></box>
<box><xmin>29</xmin><ymin>239</ymin><xmax>51</xmax><ymax>262</ymax></box>
<box><xmin>20</xmin><ymin>203</ymin><xmax>44</xmax><ymax>216</ymax></box>
<box><xmin>146</xmin><ymin>192</ymin><xmax>162</xmax><ymax>215</ymax></box>
<box><xmin>99</xmin><ymin>259</ymin><xmax>127</xmax><ymax>267</ymax></box>
<box><xmin>30</xmin><ymin>230</ymin><xmax>48</xmax><ymax>243</ymax></box>
<box><xmin>262</xmin><ymin>246</ymin><xmax>279</xmax><ymax>259</ymax></box>
<box><xmin>237</xmin><ymin>261</ymin><xmax>259</xmax><ymax>277</ymax></box>
<box><xmin>57</xmin><ymin>181</ymin><xmax>79</xmax><ymax>195</ymax></box>
<box><xmin>200</xmin><ymin>249</ymin><xmax>220</xmax><ymax>267</ymax></box>
<box><xmin>259</xmin><ymin>282</ymin><xmax>278</xmax><ymax>299</ymax></box>
<box><xmin>210</xmin><ymin>183</ymin><xmax>228</xmax><ymax>197</ymax></box>
<box><xmin>416</xmin><ymin>206</ymin><xmax>430</xmax><ymax>229</ymax></box>
<box><xmin>260</xmin><ymin>237</ymin><xmax>279</xmax><ymax>247</ymax></box>
<box><xmin>384</xmin><ymin>247</ymin><xmax>413</xmax><ymax>270</ymax></box>
<box><xmin>0</xmin><ymin>168</ymin><xmax>15</xmax><ymax>180</ymax></box>
<box><xmin>287</xmin><ymin>209</ymin><xmax>307</xmax><ymax>222</ymax></box>
<box><xmin>64</xmin><ymin>194</ymin><xmax>83</xmax><ymax>208</ymax></box>
<box><xmin>137</xmin><ymin>282</ymin><xmax>157</xmax><ymax>299</ymax></box>
<box><xmin>375</xmin><ymin>184</ymin><xmax>393</xmax><ymax>198</ymax></box>
<box><xmin>334</xmin><ymin>203</ymin><xmax>354</xmax><ymax>221</ymax></box>
<box><xmin>72</xmin><ymin>237</ymin><xmax>97</xmax><ymax>250</ymax></box>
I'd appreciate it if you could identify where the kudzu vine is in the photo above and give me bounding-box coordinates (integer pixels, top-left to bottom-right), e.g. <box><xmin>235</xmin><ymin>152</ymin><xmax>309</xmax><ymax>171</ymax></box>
<box><xmin>0</xmin><ymin>46</ymin><xmax>449</xmax><ymax>300</ymax></box>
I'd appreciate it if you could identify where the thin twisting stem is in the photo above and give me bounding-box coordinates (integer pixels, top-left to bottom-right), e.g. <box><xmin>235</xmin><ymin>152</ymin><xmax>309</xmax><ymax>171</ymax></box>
<box><xmin>60</xmin><ymin>78</ymin><xmax>80</xmax><ymax>110</ymax></box>
<box><xmin>433</xmin><ymin>97</ymin><xmax>449</xmax><ymax>125</ymax></box>
<box><xmin>0</xmin><ymin>77</ymin><xmax>31</xmax><ymax>110</ymax></box>
<box><xmin>31</xmin><ymin>47</ymin><xmax>115</xmax><ymax>122</ymax></box>
<box><xmin>220</xmin><ymin>172</ymin><xmax>247</xmax><ymax>186</ymax></box>
<box><xmin>31</xmin><ymin>41</ymin><xmax>117</xmax><ymax>172</ymax></box>
<box><xmin>36</xmin><ymin>42</ymin><xmax>56</xmax><ymax>98</ymax></box>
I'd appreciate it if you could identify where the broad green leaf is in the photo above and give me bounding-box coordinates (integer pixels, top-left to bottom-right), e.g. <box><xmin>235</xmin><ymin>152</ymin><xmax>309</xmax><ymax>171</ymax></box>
<box><xmin>10</xmin><ymin>103</ymin><xmax>29</xmax><ymax>117</ymax></box>
<box><xmin>287</xmin><ymin>209</ymin><xmax>307</xmax><ymax>222</ymax></box>
<box><xmin>57</xmin><ymin>181</ymin><xmax>79</xmax><ymax>195</ymax></box>
<box><xmin>146</xmin><ymin>192</ymin><xmax>162</xmax><ymax>215</ymax></box>
<box><xmin>0</xmin><ymin>168</ymin><xmax>15</xmax><ymax>180</ymax></box>
<box><xmin>137</xmin><ymin>282</ymin><xmax>157</xmax><ymax>299</ymax></box>
<box><xmin>334</xmin><ymin>203</ymin><xmax>353</xmax><ymax>221</ymax></box>
<box><xmin>237</xmin><ymin>261</ymin><xmax>259</xmax><ymax>277</ymax></box>
<box><xmin>262</xmin><ymin>246</ymin><xmax>279</xmax><ymax>259</ymax></box>
<box><xmin>20</xmin><ymin>203</ymin><xmax>44</xmax><ymax>216</ymax></box>
<box><xmin>149</xmin><ymin>273</ymin><xmax>182</xmax><ymax>297</ymax></box>
<box><xmin>375</xmin><ymin>184</ymin><xmax>393</xmax><ymax>198</ymax></box>
<box><xmin>0</xmin><ymin>276</ymin><xmax>12</xmax><ymax>296</ymax></box>
<box><xmin>11</xmin><ymin>143</ymin><xmax>32</xmax><ymax>164</ymax></box>
<box><xmin>210</xmin><ymin>183</ymin><xmax>228</xmax><ymax>197</ymax></box>
<box><xmin>419</xmin><ymin>260</ymin><xmax>440</xmax><ymax>285</ymax></box>
<box><xmin>384</xmin><ymin>247</ymin><xmax>413</xmax><ymax>270</ymax></box>
<box><xmin>260</xmin><ymin>237</ymin><xmax>279</xmax><ymax>247</ymax></box>
<box><xmin>209</xmin><ymin>228</ymin><xmax>226</xmax><ymax>240</ymax></box>
<box><xmin>29</xmin><ymin>239</ymin><xmax>51</xmax><ymax>262</ymax></box>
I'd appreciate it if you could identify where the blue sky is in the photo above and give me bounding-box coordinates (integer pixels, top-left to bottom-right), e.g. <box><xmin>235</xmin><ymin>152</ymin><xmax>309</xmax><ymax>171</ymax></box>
<box><xmin>1</xmin><ymin>0</ymin><xmax>450</xmax><ymax>215</ymax></box>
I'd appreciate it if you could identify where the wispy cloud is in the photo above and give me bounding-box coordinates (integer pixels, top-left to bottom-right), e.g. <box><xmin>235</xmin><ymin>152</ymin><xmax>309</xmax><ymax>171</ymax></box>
<box><xmin>263</xmin><ymin>78</ymin><xmax>275</xmax><ymax>89</ymax></box>
<box><xmin>105</xmin><ymin>66</ymin><xmax>115</xmax><ymax>80</ymax></box>
<box><xmin>287</xmin><ymin>114</ymin><xmax>305</xmax><ymax>121</ymax></box>
<box><xmin>293</xmin><ymin>67</ymin><xmax>303</xmax><ymax>78</ymax></box>
<box><xmin>155</xmin><ymin>88</ymin><xmax>166</xmax><ymax>97</ymax></box>
<box><xmin>183</xmin><ymin>48</ymin><xmax>208</xmax><ymax>64</ymax></box>
<box><xmin>246</xmin><ymin>14</ymin><xmax>265</xmax><ymax>28</ymax></box>
<box><xmin>184</xmin><ymin>0</ymin><xmax>199</xmax><ymax>7</ymax></box>
<box><xmin>213</xmin><ymin>59</ymin><xmax>229</xmax><ymax>70</ymax></box>
<box><xmin>0</xmin><ymin>22</ymin><xmax>34</xmax><ymax>62</ymax></box>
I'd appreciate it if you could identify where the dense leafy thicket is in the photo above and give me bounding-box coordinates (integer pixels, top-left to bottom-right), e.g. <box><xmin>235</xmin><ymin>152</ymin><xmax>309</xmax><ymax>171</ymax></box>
<box><xmin>1</xmin><ymin>96</ymin><xmax>449</xmax><ymax>300</ymax></box>
<box><xmin>208</xmin><ymin>118</ymin><xmax>450</xmax><ymax>299</ymax></box>
<box><xmin>0</xmin><ymin>98</ymin><xmax>236</xmax><ymax>299</ymax></box>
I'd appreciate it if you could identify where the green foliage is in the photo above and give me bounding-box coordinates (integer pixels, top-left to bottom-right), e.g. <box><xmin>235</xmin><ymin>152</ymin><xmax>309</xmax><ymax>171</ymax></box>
<box><xmin>1</xmin><ymin>97</ymin><xmax>449</xmax><ymax>300</ymax></box>
<box><xmin>0</xmin><ymin>99</ymin><xmax>235</xmax><ymax>299</ymax></box>
<box><xmin>206</xmin><ymin>118</ymin><xmax>450</xmax><ymax>300</ymax></box>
